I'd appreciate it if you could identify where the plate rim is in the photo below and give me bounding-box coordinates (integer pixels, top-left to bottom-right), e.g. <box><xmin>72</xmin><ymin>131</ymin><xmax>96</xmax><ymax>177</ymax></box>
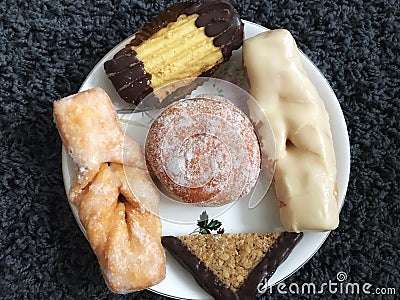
<box><xmin>60</xmin><ymin>19</ymin><xmax>351</xmax><ymax>300</ymax></box>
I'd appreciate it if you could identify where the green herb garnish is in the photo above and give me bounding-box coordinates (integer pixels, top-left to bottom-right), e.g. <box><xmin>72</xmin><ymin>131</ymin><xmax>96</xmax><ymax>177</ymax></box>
<box><xmin>191</xmin><ymin>211</ymin><xmax>224</xmax><ymax>234</ymax></box>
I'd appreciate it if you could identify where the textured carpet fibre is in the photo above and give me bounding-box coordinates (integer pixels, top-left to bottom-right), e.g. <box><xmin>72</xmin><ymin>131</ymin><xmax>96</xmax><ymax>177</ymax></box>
<box><xmin>0</xmin><ymin>0</ymin><xmax>399</xmax><ymax>299</ymax></box>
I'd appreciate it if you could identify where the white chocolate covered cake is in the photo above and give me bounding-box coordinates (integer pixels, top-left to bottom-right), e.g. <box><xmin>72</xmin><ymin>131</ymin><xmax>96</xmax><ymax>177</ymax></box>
<box><xmin>243</xmin><ymin>29</ymin><xmax>339</xmax><ymax>231</ymax></box>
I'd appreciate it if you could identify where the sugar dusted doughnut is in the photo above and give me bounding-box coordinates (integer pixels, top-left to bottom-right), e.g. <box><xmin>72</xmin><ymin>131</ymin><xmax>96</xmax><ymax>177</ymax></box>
<box><xmin>145</xmin><ymin>96</ymin><xmax>261</xmax><ymax>206</ymax></box>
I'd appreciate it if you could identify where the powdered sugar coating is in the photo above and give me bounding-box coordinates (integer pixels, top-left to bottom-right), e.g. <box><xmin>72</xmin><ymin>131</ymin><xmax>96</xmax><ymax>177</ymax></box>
<box><xmin>145</xmin><ymin>96</ymin><xmax>261</xmax><ymax>206</ymax></box>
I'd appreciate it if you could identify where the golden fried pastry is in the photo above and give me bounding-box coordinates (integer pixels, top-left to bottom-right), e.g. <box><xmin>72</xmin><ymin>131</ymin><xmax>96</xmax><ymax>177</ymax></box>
<box><xmin>53</xmin><ymin>88</ymin><xmax>166</xmax><ymax>292</ymax></box>
<box><xmin>145</xmin><ymin>96</ymin><xmax>261</xmax><ymax>206</ymax></box>
<box><xmin>243</xmin><ymin>29</ymin><xmax>339</xmax><ymax>231</ymax></box>
<box><xmin>53</xmin><ymin>88</ymin><xmax>145</xmax><ymax>171</ymax></box>
<box><xmin>53</xmin><ymin>88</ymin><xmax>148</xmax><ymax>205</ymax></box>
<box><xmin>104</xmin><ymin>0</ymin><xmax>244</xmax><ymax>105</ymax></box>
<box><xmin>162</xmin><ymin>232</ymin><xmax>303</xmax><ymax>299</ymax></box>
<box><xmin>73</xmin><ymin>163</ymin><xmax>165</xmax><ymax>292</ymax></box>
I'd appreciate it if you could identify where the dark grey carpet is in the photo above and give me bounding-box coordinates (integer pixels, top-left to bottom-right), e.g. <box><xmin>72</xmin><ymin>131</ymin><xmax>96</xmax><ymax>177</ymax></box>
<box><xmin>1</xmin><ymin>0</ymin><xmax>399</xmax><ymax>299</ymax></box>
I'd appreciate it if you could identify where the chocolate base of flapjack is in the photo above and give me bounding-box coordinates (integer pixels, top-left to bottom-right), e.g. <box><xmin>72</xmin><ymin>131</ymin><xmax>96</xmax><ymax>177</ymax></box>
<box><xmin>162</xmin><ymin>232</ymin><xmax>303</xmax><ymax>300</ymax></box>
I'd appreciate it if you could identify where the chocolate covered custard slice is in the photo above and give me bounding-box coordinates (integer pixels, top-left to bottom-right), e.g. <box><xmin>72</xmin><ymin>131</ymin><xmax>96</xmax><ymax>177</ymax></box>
<box><xmin>162</xmin><ymin>232</ymin><xmax>303</xmax><ymax>300</ymax></box>
<box><xmin>104</xmin><ymin>0</ymin><xmax>244</xmax><ymax>105</ymax></box>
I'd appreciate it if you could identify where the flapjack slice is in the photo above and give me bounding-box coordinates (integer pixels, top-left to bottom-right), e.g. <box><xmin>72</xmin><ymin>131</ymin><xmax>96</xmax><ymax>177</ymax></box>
<box><xmin>162</xmin><ymin>232</ymin><xmax>302</xmax><ymax>300</ymax></box>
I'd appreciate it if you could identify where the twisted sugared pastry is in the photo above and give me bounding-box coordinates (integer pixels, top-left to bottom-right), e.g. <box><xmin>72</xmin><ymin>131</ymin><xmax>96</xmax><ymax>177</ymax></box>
<box><xmin>53</xmin><ymin>88</ymin><xmax>165</xmax><ymax>292</ymax></box>
<box><xmin>243</xmin><ymin>29</ymin><xmax>339</xmax><ymax>231</ymax></box>
<box><xmin>145</xmin><ymin>96</ymin><xmax>261</xmax><ymax>206</ymax></box>
<box><xmin>72</xmin><ymin>163</ymin><xmax>164</xmax><ymax>292</ymax></box>
<box><xmin>53</xmin><ymin>88</ymin><xmax>145</xmax><ymax>172</ymax></box>
<box><xmin>104</xmin><ymin>0</ymin><xmax>244</xmax><ymax>105</ymax></box>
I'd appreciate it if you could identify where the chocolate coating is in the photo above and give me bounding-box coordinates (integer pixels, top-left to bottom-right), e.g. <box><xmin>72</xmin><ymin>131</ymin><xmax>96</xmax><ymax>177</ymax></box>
<box><xmin>104</xmin><ymin>48</ymin><xmax>152</xmax><ymax>104</ymax></box>
<box><xmin>162</xmin><ymin>232</ymin><xmax>303</xmax><ymax>300</ymax></box>
<box><xmin>104</xmin><ymin>0</ymin><xmax>244</xmax><ymax>105</ymax></box>
<box><xmin>184</xmin><ymin>0</ymin><xmax>244</xmax><ymax>58</ymax></box>
<box><xmin>238</xmin><ymin>232</ymin><xmax>303</xmax><ymax>299</ymax></box>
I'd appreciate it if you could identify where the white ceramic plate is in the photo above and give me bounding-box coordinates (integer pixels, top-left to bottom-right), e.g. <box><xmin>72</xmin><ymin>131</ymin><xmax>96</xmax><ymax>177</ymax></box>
<box><xmin>61</xmin><ymin>20</ymin><xmax>350</xmax><ymax>300</ymax></box>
